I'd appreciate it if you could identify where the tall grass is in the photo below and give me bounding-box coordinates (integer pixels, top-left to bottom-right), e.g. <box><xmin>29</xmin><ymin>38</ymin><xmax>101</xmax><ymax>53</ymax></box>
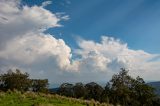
<box><xmin>0</xmin><ymin>91</ymin><xmax>114</xmax><ymax>106</ymax></box>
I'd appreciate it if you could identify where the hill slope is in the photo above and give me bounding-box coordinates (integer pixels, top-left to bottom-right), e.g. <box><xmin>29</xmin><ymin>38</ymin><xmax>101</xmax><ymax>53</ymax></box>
<box><xmin>0</xmin><ymin>91</ymin><xmax>112</xmax><ymax>106</ymax></box>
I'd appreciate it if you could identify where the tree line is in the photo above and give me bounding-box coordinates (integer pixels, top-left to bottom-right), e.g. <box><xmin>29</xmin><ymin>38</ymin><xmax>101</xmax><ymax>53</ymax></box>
<box><xmin>0</xmin><ymin>68</ymin><xmax>160</xmax><ymax>106</ymax></box>
<box><xmin>57</xmin><ymin>68</ymin><xmax>160</xmax><ymax>106</ymax></box>
<box><xmin>0</xmin><ymin>69</ymin><xmax>48</xmax><ymax>93</ymax></box>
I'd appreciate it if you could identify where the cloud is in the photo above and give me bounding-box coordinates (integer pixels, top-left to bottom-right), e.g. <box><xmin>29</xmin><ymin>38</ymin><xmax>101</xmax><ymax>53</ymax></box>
<box><xmin>0</xmin><ymin>0</ymin><xmax>60</xmax><ymax>48</ymax></box>
<box><xmin>0</xmin><ymin>33</ymin><xmax>70</xmax><ymax>66</ymax></box>
<box><xmin>74</xmin><ymin>36</ymin><xmax>160</xmax><ymax>81</ymax></box>
<box><xmin>41</xmin><ymin>1</ymin><xmax>52</xmax><ymax>7</ymax></box>
<box><xmin>0</xmin><ymin>0</ymin><xmax>81</xmax><ymax>82</ymax></box>
<box><xmin>0</xmin><ymin>33</ymin><xmax>80</xmax><ymax>82</ymax></box>
<box><xmin>0</xmin><ymin>0</ymin><xmax>160</xmax><ymax>83</ymax></box>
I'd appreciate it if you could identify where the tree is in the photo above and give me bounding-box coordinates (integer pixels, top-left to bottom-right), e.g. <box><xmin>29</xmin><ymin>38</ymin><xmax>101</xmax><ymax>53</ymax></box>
<box><xmin>108</xmin><ymin>68</ymin><xmax>156</xmax><ymax>106</ymax></box>
<box><xmin>31</xmin><ymin>79</ymin><xmax>48</xmax><ymax>93</ymax></box>
<box><xmin>101</xmin><ymin>82</ymin><xmax>110</xmax><ymax>103</ymax></box>
<box><xmin>0</xmin><ymin>69</ymin><xmax>30</xmax><ymax>92</ymax></box>
<box><xmin>109</xmin><ymin>68</ymin><xmax>132</xmax><ymax>105</ymax></box>
<box><xmin>131</xmin><ymin>76</ymin><xmax>156</xmax><ymax>106</ymax></box>
<box><xmin>85</xmin><ymin>82</ymin><xmax>104</xmax><ymax>101</ymax></box>
<box><xmin>73</xmin><ymin>82</ymin><xmax>86</xmax><ymax>98</ymax></box>
<box><xmin>58</xmin><ymin>83</ymin><xmax>74</xmax><ymax>97</ymax></box>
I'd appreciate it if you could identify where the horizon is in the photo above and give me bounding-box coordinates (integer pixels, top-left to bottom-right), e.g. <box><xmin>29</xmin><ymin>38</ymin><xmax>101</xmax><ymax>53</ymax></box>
<box><xmin>0</xmin><ymin>0</ymin><xmax>160</xmax><ymax>84</ymax></box>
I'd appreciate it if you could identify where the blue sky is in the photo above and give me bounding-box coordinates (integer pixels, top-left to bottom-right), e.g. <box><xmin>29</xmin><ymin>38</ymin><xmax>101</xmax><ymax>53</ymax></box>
<box><xmin>0</xmin><ymin>0</ymin><xmax>160</xmax><ymax>83</ymax></box>
<box><xmin>24</xmin><ymin>0</ymin><xmax>160</xmax><ymax>54</ymax></box>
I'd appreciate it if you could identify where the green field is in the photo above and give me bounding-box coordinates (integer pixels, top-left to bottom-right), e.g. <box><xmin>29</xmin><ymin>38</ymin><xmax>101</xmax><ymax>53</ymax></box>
<box><xmin>0</xmin><ymin>91</ymin><xmax>112</xmax><ymax>106</ymax></box>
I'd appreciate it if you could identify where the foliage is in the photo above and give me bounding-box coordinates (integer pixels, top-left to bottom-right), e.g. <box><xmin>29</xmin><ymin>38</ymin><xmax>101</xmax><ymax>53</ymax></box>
<box><xmin>108</xmin><ymin>68</ymin><xmax>158</xmax><ymax>106</ymax></box>
<box><xmin>31</xmin><ymin>79</ymin><xmax>49</xmax><ymax>93</ymax></box>
<box><xmin>85</xmin><ymin>82</ymin><xmax>103</xmax><ymax>101</ymax></box>
<box><xmin>57</xmin><ymin>68</ymin><xmax>160</xmax><ymax>106</ymax></box>
<box><xmin>0</xmin><ymin>69</ymin><xmax>30</xmax><ymax>92</ymax></box>
<box><xmin>0</xmin><ymin>69</ymin><xmax>48</xmax><ymax>93</ymax></box>
<box><xmin>58</xmin><ymin>83</ymin><xmax>74</xmax><ymax>97</ymax></box>
<box><xmin>73</xmin><ymin>82</ymin><xmax>86</xmax><ymax>98</ymax></box>
<box><xmin>58</xmin><ymin>82</ymin><xmax>104</xmax><ymax>102</ymax></box>
<box><xmin>1</xmin><ymin>68</ymin><xmax>160</xmax><ymax>106</ymax></box>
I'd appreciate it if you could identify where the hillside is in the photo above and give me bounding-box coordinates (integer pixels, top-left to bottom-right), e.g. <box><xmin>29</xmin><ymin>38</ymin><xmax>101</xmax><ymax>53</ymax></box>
<box><xmin>0</xmin><ymin>91</ymin><xmax>113</xmax><ymax>106</ymax></box>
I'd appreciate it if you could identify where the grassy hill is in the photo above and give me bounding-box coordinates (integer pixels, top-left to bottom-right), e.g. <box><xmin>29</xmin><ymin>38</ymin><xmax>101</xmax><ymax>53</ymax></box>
<box><xmin>0</xmin><ymin>91</ymin><xmax>113</xmax><ymax>106</ymax></box>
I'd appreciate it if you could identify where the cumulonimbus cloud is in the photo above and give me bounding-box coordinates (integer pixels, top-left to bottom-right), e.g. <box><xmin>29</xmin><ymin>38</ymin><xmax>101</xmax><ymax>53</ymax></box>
<box><xmin>0</xmin><ymin>0</ymin><xmax>60</xmax><ymax>48</ymax></box>
<box><xmin>0</xmin><ymin>0</ymin><xmax>160</xmax><ymax>83</ymax></box>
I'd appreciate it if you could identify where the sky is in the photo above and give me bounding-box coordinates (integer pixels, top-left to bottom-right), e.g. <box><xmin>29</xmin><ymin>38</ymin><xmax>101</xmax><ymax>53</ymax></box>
<box><xmin>0</xmin><ymin>0</ymin><xmax>160</xmax><ymax>84</ymax></box>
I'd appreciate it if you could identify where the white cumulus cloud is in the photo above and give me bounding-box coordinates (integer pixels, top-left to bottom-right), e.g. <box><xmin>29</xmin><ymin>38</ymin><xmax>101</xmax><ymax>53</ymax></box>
<box><xmin>41</xmin><ymin>1</ymin><xmax>52</xmax><ymax>7</ymax></box>
<box><xmin>74</xmin><ymin>36</ymin><xmax>160</xmax><ymax>81</ymax></box>
<box><xmin>0</xmin><ymin>0</ymin><xmax>77</xmax><ymax>80</ymax></box>
<box><xmin>0</xmin><ymin>0</ymin><xmax>160</xmax><ymax>83</ymax></box>
<box><xmin>0</xmin><ymin>0</ymin><xmax>60</xmax><ymax>48</ymax></box>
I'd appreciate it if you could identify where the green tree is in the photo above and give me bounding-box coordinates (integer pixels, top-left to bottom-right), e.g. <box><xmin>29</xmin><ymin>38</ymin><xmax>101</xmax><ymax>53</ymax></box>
<box><xmin>0</xmin><ymin>69</ymin><xmax>30</xmax><ymax>92</ymax></box>
<box><xmin>58</xmin><ymin>83</ymin><xmax>74</xmax><ymax>97</ymax></box>
<box><xmin>31</xmin><ymin>79</ymin><xmax>48</xmax><ymax>93</ymax></box>
<box><xmin>131</xmin><ymin>76</ymin><xmax>156</xmax><ymax>106</ymax></box>
<box><xmin>85</xmin><ymin>82</ymin><xmax>104</xmax><ymax>101</ymax></box>
<box><xmin>73</xmin><ymin>82</ymin><xmax>86</xmax><ymax>98</ymax></box>
<box><xmin>109</xmin><ymin>68</ymin><xmax>132</xmax><ymax>105</ymax></box>
<box><xmin>101</xmin><ymin>82</ymin><xmax>110</xmax><ymax>103</ymax></box>
<box><xmin>108</xmin><ymin>68</ymin><xmax>156</xmax><ymax>106</ymax></box>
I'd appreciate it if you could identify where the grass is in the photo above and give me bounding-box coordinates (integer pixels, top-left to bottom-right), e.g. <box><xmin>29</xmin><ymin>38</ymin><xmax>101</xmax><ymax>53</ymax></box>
<box><xmin>0</xmin><ymin>90</ymin><xmax>113</xmax><ymax>106</ymax></box>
